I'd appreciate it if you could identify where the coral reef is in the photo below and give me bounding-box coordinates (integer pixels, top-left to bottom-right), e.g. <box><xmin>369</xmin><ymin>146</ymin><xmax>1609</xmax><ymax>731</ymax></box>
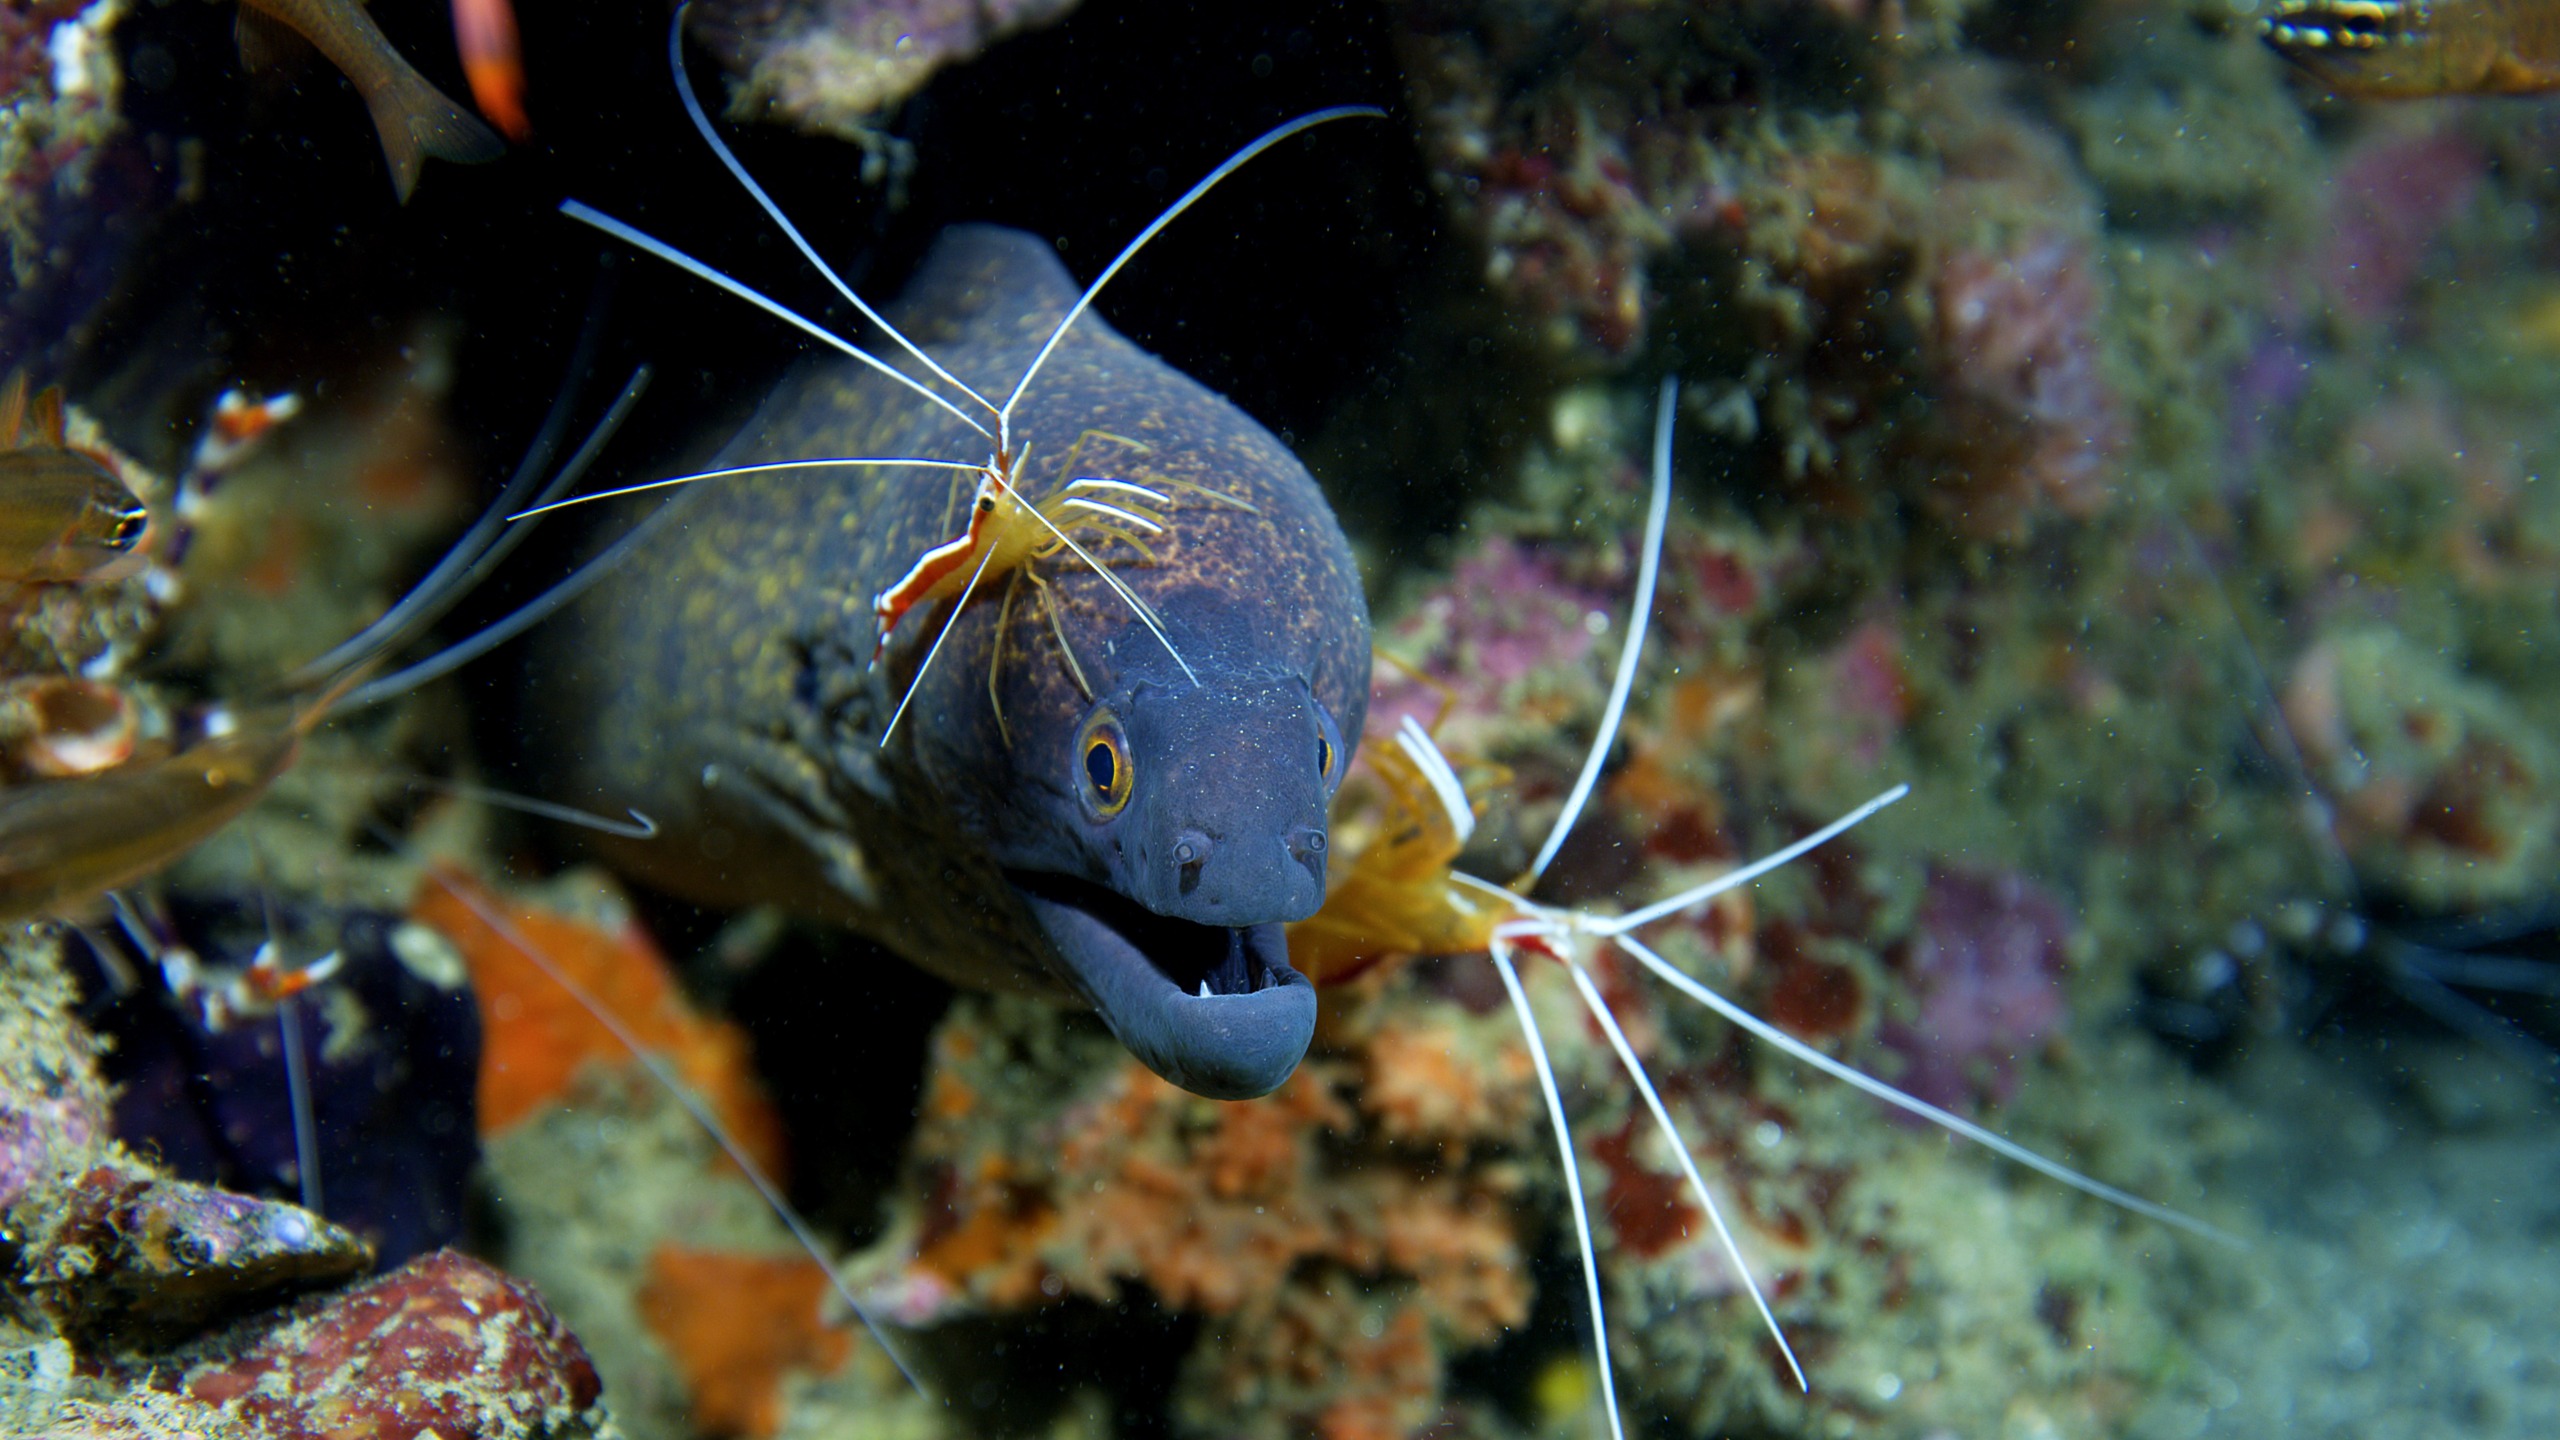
<box><xmin>867</xmin><ymin>987</ymin><xmax>1537</xmax><ymax>1440</ymax></box>
<box><xmin>424</xmin><ymin>860</ymin><xmax>914</xmax><ymax>1440</ymax></box>
<box><xmin>694</xmin><ymin>0</ymin><xmax>1082</xmax><ymax>143</ymax></box>
<box><xmin>12</xmin><ymin>0</ymin><xmax>2560</xmax><ymax>1435</ymax></box>
<box><xmin>0</xmin><ymin>927</ymin><xmax>593</xmax><ymax>1438</ymax></box>
<box><xmin>2280</xmin><ymin>625</ymin><xmax>2554</xmax><ymax>909</ymax></box>
<box><xmin>164</xmin><ymin>1250</ymin><xmax>606</xmax><ymax>1440</ymax></box>
<box><xmin>1877</xmin><ymin>865</ymin><xmax>2077</xmax><ymax>1111</ymax></box>
<box><xmin>74</xmin><ymin>901</ymin><xmax>484</xmax><ymax>1265</ymax></box>
<box><xmin>0</xmin><ymin>0</ymin><xmax>165</xmax><ymax>377</ymax></box>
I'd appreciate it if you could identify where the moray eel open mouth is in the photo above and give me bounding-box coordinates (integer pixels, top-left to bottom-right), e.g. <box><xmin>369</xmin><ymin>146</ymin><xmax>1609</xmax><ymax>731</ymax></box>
<box><xmin>1011</xmin><ymin>871</ymin><xmax>1318</xmax><ymax>1101</ymax></box>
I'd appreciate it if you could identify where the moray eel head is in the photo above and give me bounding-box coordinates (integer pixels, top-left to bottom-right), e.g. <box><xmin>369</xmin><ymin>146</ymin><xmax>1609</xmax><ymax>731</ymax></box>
<box><xmin>1011</xmin><ymin>674</ymin><xmax>1346</xmax><ymax>1100</ymax></box>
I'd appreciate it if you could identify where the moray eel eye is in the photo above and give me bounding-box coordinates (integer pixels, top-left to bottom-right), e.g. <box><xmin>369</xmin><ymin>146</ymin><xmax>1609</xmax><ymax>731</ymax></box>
<box><xmin>1080</xmin><ymin>715</ymin><xmax>1133</xmax><ymax>816</ymax></box>
<box><xmin>1314</xmin><ymin>700</ymin><xmax>1346</xmax><ymax>789</ymax></box>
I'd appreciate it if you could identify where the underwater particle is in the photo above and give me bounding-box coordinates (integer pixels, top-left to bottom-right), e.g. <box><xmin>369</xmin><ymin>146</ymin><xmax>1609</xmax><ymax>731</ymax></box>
<box><xmin>16</xmin><ymin>1167</ymin><xmax>372</xmax><ymax>1349</ymax></box>
<box><xmin>174</xmin><ymin>1249</ymin><xmax>608</xmax><ymax>1438</ymax></box>
<box><xmin>1878</xmin><ymin>864</ymin><xmax>2074</xmax><ymax>1111</ymax></box>
<box><xmin>637</xmin><ymin>1245</ymin><xmax>854</xmax><ymax>1439</ymax></box>
<box><xmin>692</xmin><ymin>0</ymin><xmax>1082</xmax><ymax>142</ymax></box>
<box><xmin>411</xmin><ymin>864</ymin><xmax>785</xmax><ymax>1174</ymax></box>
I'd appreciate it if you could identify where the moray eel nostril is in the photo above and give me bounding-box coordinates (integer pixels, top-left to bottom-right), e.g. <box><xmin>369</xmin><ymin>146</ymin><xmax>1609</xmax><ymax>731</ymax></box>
<box><xmin>538</xmin><ymin>224</ymin><xmax>1368</xmax><ymax>1100</ymax></box>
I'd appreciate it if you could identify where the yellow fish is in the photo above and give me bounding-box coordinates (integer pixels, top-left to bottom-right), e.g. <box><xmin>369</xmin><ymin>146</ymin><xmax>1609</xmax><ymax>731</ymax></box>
<box><xmin>236</xmin><ymin>0</ymin><xmax>505</xmax><ymax>200</ymax></box>
<box><xmin>2262</xmin><ymin>0</ymin><xmax>2560</xmax><ymax>97</ymax></box>
<box><xmin>0</xmin><ymin>375</ymin><xmax>148</xmax><ymax>585</ymax></box>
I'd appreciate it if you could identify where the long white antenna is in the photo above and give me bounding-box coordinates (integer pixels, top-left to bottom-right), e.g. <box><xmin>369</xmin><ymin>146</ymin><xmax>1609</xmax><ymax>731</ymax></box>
<box><xmin>1563</xmin><ymin>958</ymin><xmax>1806</xmax><ymax>1390</ymax></box>
<box><xmin>559</xmin><ymin>201</ymin><xmax>994</xmax><ymax>442</ymax></box>
<box><xmin>1614</xmin><ymin>932</ymin><xmax>2236</xmax><ymax>1244</ymax></box>
<box><xmin>508</xmin><ymin>457</ymin><xmax>979</xmax><ymax>522</ymax></box>
<box><xmin>664</xmin><ymin>4</ymin><xmax>997</xmax><ymax>418</ymax></box>
<box><xmin>1600</xmin><ymin>785</ymin><xmax>1910</xmax><ymax>935</ymax></box>
<box><xmin>1528</xmin><ymin>376</ymin><xmax>1677</xmax><ymax>884</ymax></box>
<box><xmin>1490</xmin><ymin>933</ymin><xmax>1627</xmax><ymax>1440</ymax></box>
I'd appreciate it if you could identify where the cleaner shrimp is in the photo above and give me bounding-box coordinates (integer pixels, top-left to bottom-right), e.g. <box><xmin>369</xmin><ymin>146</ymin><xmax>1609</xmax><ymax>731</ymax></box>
<box><xmin>509</xmin><ymin>5</ymin><xmax>1376</xmax><ymax>745</ymax></box>
<box><xmin>1294</xmin><ymin>378</ymin><xmax>2233</xmax><ymax>1438</ymax></box>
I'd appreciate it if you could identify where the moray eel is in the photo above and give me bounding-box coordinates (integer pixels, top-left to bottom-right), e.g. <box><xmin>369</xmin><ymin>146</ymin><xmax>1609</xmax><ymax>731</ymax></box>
<box><xmin>538</xmin><ymin>225</ymin><xmax>1371</xmax><ymax>1099</ymax></box>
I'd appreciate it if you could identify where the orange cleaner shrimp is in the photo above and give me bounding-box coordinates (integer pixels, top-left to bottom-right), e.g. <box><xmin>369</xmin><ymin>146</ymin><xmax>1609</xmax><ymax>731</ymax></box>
<box><xmin>506</xmin><ymin>6</ymin><xmax>1376</xmax><ymax>744</ymax></box>
<box><xmin>1288</xmin><ymin>379</ymin><xmax>2234</xmax><ymax>1440</ymax></box>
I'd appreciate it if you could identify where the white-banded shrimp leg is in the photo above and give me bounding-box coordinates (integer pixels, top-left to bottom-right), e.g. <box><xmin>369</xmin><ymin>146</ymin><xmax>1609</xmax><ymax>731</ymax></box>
<box><xmin>880</xmin><ymin>546</ymin><xmax>1000</xmax><ymax>747</ymax></box>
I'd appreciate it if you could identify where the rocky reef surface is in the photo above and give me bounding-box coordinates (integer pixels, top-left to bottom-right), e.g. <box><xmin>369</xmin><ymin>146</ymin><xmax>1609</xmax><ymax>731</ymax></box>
<box><xmin>4</xmin><ymin>0</ymin><xmax>2556</xmax><ymax>1436</ymax></box>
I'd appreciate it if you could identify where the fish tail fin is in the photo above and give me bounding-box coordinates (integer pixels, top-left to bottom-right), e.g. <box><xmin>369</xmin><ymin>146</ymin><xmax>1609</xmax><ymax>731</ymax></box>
<box><xmin>362</xmin><ymin>63</ymin><xmax>504</xmax><ymax>202</ymax></box>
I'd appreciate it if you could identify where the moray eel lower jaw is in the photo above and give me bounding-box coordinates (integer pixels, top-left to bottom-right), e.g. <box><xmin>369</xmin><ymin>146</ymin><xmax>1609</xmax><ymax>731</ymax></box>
<box><xmin>996</xmin><ymin>676</ymin><xmax>1340</xmax><ymax>1099</ymax></box>
<box><xmin>1013</xmin><ymin>873</ymin><xmax>1316</xmax><ymax>1101</ymax></box>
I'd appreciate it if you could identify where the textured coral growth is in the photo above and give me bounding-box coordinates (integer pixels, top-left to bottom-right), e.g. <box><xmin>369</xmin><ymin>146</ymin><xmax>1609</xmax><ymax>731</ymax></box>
<box><xmin>1880</xmin><ymin>864</ymin><xmax>2074</xmax><ymax>1110</ymax></box>
<box><xmin>638</xmin><ymin>1245</ymin><xmax>854</xmax><ymax>1438</ymax></box>
<box><xmin>1929</xmin><ymin>232</ymin><xmax>2124</xmax><ymax>532</ymax></box>
<box><xmin>411</xmin><ymin>865</ymin><xmax>785</xmax><ymax>1173</ymax></box>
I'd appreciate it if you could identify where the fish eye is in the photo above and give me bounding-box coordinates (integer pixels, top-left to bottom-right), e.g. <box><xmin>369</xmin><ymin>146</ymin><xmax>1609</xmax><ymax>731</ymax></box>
<box><xmin>1078</xmin><ymin>714</ymin><xmax>1133</xmax><ymax>817</ymax></box>
<box><xmin>104</xmin><ymin>504</ymin><xmax>147</xmax><ymax>550</ymax></box>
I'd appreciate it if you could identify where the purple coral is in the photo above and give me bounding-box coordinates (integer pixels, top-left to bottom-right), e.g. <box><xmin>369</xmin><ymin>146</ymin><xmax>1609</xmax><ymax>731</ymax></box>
<box><xmin>1879</xmin><ymin>865</ymin><xmax>2074</xmax><ymax>1110</ymax></box>
<box><xmin>1369</xmin><ymin>534</ymin><xmax>1614</xmax><ymax>747</ymax></box>
<box><xmin>1931</xmin><ymin>232</ymin><xmax>2124</xmax><ymax>525</ymax></box>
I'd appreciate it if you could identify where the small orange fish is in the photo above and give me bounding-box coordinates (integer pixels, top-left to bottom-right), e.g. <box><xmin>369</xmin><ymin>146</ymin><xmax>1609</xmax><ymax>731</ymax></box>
<box><xmin>0</xmin><ymin>375</ymin><xmax>149</xmax><ymax>585</ymax></box>
<box><xmin>2262</xmin><ymin>0</ymin><xmax>2560</xmax><ymax>97</ymax></box>
<box><xmin>450</xmin><ymin>0</ymin><xmax>529</xmax><ymax>142</ymax></box>
<box><xmin>235</xmin><ymin>0</ymin><xmax>505</xmax><ymax>200</ymax></box>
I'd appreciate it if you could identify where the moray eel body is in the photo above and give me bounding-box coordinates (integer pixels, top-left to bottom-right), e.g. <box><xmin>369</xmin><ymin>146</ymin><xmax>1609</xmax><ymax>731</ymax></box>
<box><xmin>539</xmin><ymin>225</ymin><xmax>1370</xmax><ymax>1099</ymax></box>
